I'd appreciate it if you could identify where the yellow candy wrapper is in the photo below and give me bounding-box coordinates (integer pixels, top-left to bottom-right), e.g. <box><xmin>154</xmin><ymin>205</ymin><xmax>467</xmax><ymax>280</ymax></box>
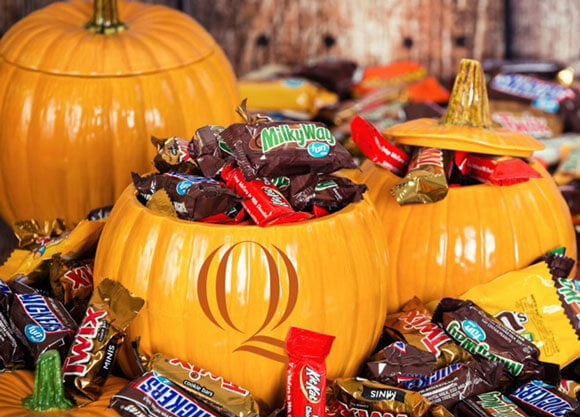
<box><xmin>239</xmin><ymin>78</ymin><xmax>338</xmax><ymax>116</ymax></box>
<box><xmin>451</xmin><ymin>261</ymin><xmax>580</xmax><ymax>367</ymax></box>
<box><xmin>7</xmin><ymin>220</ymin><xmax>105</xmax><ymax>279</ymax></box>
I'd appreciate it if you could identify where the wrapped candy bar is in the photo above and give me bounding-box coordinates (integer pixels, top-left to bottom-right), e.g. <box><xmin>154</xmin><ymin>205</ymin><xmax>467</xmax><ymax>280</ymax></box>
<box><xmin>132</xmin><ymin>172</ymin><xmax>241</xmax><ymax>221</ymax></box>
<box><xmin>509</xmin><ymin>380</ymin><xmax>580</xmax><ymax>417</ymax></box>
<box><xmin>151</xmin><ymin>136</ymin><xmax>200</xmax><ymax>175</ymax></box>
<box><xmin>221</xmin><ymin>121</ymin><xmax>356</xmax><ymax>180</ymax></box>
<box><xmin>286</xmin><ymin>327</ymin><xmax>335</xmax><ymax>417</ymax></box>
<box><xmin>454</xmin><ymin>152</ymin><xmax>542</xmax><ymax>186</ymax></box>
<box><xmin>454</xmin><ymin>391</ymin><xmax>530</xmax><ymax>417</ymax></box>
<box><xmin>272</xmin><ymin>174</ymin><xmax>318</xmax><ymax>211</ymax></box>
<box><xmin>365</xmin><ymin>341</ymin><xmax>438</xmax><ymax>383</ymax></box>
<box><xmin>63</xmin><ymin>278</ymin><xmax>144</xmax><ymax>404</ymax></box>
<box><xmin>391</xmin><ymin>147</ymin><xmax>448</xmax><ymax>205</ymax></box>
<box><xmin>49</xmin><ymin>255</ymin><xmax>93</xmax><ymax>306</ymax></box>
<box><xmin>190</xmin><ymin>125</ymin><xmax>233</xmax><ymax>178</ymax></box>
<box><xmin>310</xmin><ymin>175</ymin><xmax>367</xmax><ymax>213</ymax></box>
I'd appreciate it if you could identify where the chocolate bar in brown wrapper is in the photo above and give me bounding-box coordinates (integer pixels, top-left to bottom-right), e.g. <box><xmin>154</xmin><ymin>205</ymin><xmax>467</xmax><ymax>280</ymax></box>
<box><xmin>365</xmin><ymin>342</ymin><xmax>438</xmax><ymax>383</ymax></box>
<box><xmin>62</xmin><ymin>278</ymin><xmax>144</xmax><ymax>404</ymax></box>
<box><xmin>454</xmin><ymin>391</ymin><xmax>530</xmax><ymax>417</ymax></box>
<box><xmin>152</xmin><ymin>136</ymin><xmax>200</xmax><ymax>175</ymax></box>
<box><xmin>190</xmin><ymin>125</ymin><xmax>233</xmax><ymax>178</ymax></box>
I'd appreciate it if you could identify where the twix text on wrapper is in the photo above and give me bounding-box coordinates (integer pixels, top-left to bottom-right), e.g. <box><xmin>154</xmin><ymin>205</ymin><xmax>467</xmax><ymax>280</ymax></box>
<box><xmin>63</xmin><ymin>278</ymin><xmax>144</xmax><ymax>404</ymax></box>
<box><xmin>391</xmin><ymin>147</ymin><xmax>448</xmax><ymax>205</ymax></box>
<box><xmin>286</xmin><ymin>327</ymin><xmax>335</xmax><ymax>417</ymax></box>
<box><xmin>382</xmin><ymin>297</ymin><xmax>472</xmax><ymax>368</ymax></box>
<box><xmin>147</xmin><ymin>353</ymin><xmax>259</xmax><ymax>417</ymax></box>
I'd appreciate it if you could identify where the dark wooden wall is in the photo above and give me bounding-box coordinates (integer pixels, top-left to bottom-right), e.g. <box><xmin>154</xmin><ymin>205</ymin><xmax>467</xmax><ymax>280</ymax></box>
<box><xmin>1</xmin><ymin>0</ymin><xmax>579</xmax><ymax>81</ymax></box>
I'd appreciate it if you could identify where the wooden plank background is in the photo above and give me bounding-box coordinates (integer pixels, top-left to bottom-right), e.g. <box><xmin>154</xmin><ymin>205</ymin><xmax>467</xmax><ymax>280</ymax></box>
<box><xmin>1</xmin><ymin>0</ymin><xmax>578</xmax><ymax>81</ymax></box>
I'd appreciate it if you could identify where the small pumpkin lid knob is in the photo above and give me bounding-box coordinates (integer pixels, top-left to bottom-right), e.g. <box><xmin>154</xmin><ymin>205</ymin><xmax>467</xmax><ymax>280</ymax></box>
<box><xmin>384</xmin><ymin>58</ymin><xmax>545</xmax><ymax>157</ymax></box>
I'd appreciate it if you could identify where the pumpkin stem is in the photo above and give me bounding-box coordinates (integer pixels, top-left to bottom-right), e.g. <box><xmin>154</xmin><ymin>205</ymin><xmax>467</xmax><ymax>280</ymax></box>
<box><xmin>22</xmin><ymin>350</ymin><xmax>73</xmax><ymax>411</ymax></box>
<box><xmin>440</xmin><ymin>59</ymin><xmax>492</xmax><ymax>128</ymax></box>
<box><xmin>85</xmin><ymin>0</ymin><xmax>127</xmax><ymax>35</ymax></box>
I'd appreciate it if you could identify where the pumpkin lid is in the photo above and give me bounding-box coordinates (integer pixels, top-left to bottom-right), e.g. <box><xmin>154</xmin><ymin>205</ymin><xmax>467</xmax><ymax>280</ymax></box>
<box><xmin>0</xmin><ymin>0</ymin><xmax>217</xmax><ymax>76</ymax></box>
<box><xmin>384</xmin><ymin>59</ymin><xmax>544</xmax><ymax>157</ymax></box>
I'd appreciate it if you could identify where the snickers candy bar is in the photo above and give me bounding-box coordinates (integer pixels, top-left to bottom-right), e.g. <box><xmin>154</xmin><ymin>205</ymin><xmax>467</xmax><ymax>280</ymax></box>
<box><xmin>365</xmin><ymin>341</ymin><xmax>438</xmax><ymax>383</ymax></box>
<box><xmin>455</xmin><ymin>391</ymin><xmax>530</xmax><ymax>417</ymax></box>
<box><xmin>190</xmin><ymin>125</ymin><xmax>233</xmax><ymax>178</ymax></box>
<box><xmin>221</xmin><ymin>121</ymin><xmax>355</xmax><ymax>180</ymax></box>
<box><xmin>63</xmin><ymin>278</ymin><xmax>144</xmax><ymax>404</ymax></box>
<box><xmin>147</xmin><ymin>353</ymin><xmax>259</xmax><ymax>417</ymax></box>
<box><xmin>132</xmin><ymin>172</ymin><xmax>241</xmax><ymax>221</ymax></box>
<box><xmin>152</xmin><ymin>136</ymin><xmax>200</xmax><ymax>175</ymax></box>
<box><xmin>509</xmin><ymin>380</ymin><xmax>580</xmax><ymax>417</ymax></box>
<box><xmin>111</xmin><ymin>372</ymin><xmax>223</xmax><ymax>417</ymax></box>
<box><xmin>10</xmin><ymin>289</ymin><xmax>77</xmax><ymax>361</ymax></box>
<box><xmin>383</xmin><ymin>297</ymin><xmax>472</xmax><ymax>368</ymax></box>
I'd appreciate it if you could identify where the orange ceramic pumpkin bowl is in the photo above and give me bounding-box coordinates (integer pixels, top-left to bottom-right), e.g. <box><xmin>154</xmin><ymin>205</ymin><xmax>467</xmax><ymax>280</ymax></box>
<box><xmin>0</xmin><ymin>370</ymin><xmax>127</xmax><ymax>417</ymax></box>
<box><xmin>0</xmin><ymin>0</ymin><xmax>239</xmax><ymax>225</ymax></box>
<box><xmin>358</xmin><ymin>159</ymin><xmax>576</xmax><ymax>313</ymax></box>
<box><xmin>93</xmin><ymin>185</ymin><xmax>390</xmax><ymax>410</ymax></box>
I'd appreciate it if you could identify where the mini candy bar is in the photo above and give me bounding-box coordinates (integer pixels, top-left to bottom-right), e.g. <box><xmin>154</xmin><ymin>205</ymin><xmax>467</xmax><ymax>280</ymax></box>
<box><xmin>292</xmin><ymin>58</ymin><xmax>357</xmax><ymax>98</ymax></box>
<box><xmin>455</xmin><ymin>391</ymin><xmax>530</xmax><ymax>417</ymax></box>
<box><xmin>111</xmin><ymin>372</ymin><xmax>222</xmax><ymax>417</ymax></box>
<box><xmin>221</xmin><ymin>165</ymin><xmax>312</xmax><ymax>226</ymax></box>
<box><xmin>10</xmin><ymin>289</ymin><xmax>77</xmax><ymax>361</ymax></box>
<box><xmin>417</xmin><ymin>360</ymin><xmax>504</xmax><ymax>410</ymax></box>
<box><xmin>490</xmin><ymin>100</ymin><xmax>563</xmax><ymax>139</ymax></box>
<box><xmin>63</xmin><ymin>278</ymin><xmax>144</xmax><ymax>403</ymax></box>
<box><xmin>329</xmin><ymin>378</ymin><xmax>451</xmax><ymax>417</ymax></box>
<box><xmin>221</xmin><ymin>121</ymin><xmax>356</xmax><ymax>181</ymax></box>
<box><xmin>132</xmin><ymin>172</ymin><xmax>241</xmax><ymax>221</ymax></box>
<box><xmin>12</xmin><ymin>218</ymin><xmax>67</xmax><ymax>250</ymax></box>
<box><xmin>238</xmin><ymin>78</ymin><xmax>338</xmax><ymax>116</ymax></box>
<box><xmin>350</xmin><ymin>115</ymin><xmax>410</xmax><ymax>175</ymax></box>
<box><xmin>147</xmin><ymin>353</ymin><xmax>259</xmax><ymax>417</ymax></box>
<box><xmin>49</xmin><ymin>255</ymin><xmax>93</xmax><ymax>306</ymax></box>
<box><xmin>310</xmin><ymin>175</ymin><xmax>367</xmax><ymax>213</ymax></box>
<box><xmin>365</xmin><ymin>341</ymin><xmax>438</xmax><ymax>383</ymax></box>
<box><xmin>458</xmin><ymin>260</ymin><xmax>580</xmax><ymax>367</ymax></box>
<box><xmin>86</xmin><ymin>205</ymin><xmax>113</xmax><ymax>221</ymax></box>
<box><xmin>509</xmin><ymin>380</ymin><xmax>580</xmax><ymax>417</ymax></box>
<box><xmin>190</xmin><ymin>125</ymin><xmax>233</xmax><ymax>178</ymax></box>
<box><xmin>544</xmin><ymin>252</ymin><xmax>576</xmax><ymax>278</ymax></box>
<box><xmin>0</xmin><ymin>277</ymin><xmax>13</xmax><ymax>316</ymax></box>
<box><xmin>432</xmin><ymin>298</ymin><xmax>546</xmax><ymax>381</ymax></box>
<box><xmin>553</xmin><ymin>276</ymin><xmax>580</xmax><ymax>340</ymax></box>
<box><xmin>391</xmin><ymin>147</ymin><xmax>448</xmax><ymax>205</ymax></box>
<box><xmin>554</xmin><ymin>147</ymin><xmax>580</xmax><ymax>186</ymax></box>
<box><xmin>482</xmin><ymin>59</ymin><xmax>565</xmax><ymax>79</ymax></box>
<box><xmin>383</xmin><ymin>297</ymin><xmax>472</xmax><ymax>368</ymax></box>
<box><xmin>352</xmin><ymin>61</ymin><xmax>428</xmax><ymax>97</ymax></box>
<box><xmin>151</xmin><ymin>136</ymin><xmax>200</xmax><ymax>175</ymax></box>
<box><xmin>0</xmin><ymin>313</ymin><xmax>25</xmax><ymax>370</ymax></box>
<box><xmin>454</xmin><ymin>152</ymin><xmax>542</xmax><ymax>186</ymax></box>
<box><xmin>560</xmin><ymin>380</ymin><xmax>580</xmax><ymax>401</ymax></box>
<box><xmin>286</xmin><ymin>327</ymin><xmax>335</xmax><ymax>417</ymax></box>
<box><xmin>272</xmin><ymin>173</ymin><xmax>318</xmax><ymax>211</ymax></box>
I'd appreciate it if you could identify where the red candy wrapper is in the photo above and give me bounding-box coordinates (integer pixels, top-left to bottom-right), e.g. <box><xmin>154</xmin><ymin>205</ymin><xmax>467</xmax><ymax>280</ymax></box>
<box><xmin>350</xmin><ymin>115</ymin><xmax>410</xmax><ymax>175</ymax></box>
<box><xmin>455</xmin><ymin>152</ymin><xmax>542</xmax><ymax>186</ymax></box>
<box><xmin>221</xmin><ymin>164</ymin><xmax>312</xmax><ymax>226</ymax></box>
<box><xmin>286</xmin><ymin>327</ymin><xmax>335</xmax><ymax>417</ymax></box>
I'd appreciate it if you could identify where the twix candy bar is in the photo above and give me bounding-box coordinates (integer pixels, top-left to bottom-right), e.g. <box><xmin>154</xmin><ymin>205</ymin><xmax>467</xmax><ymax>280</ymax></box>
<box><xmin>63</xmin><ymin>278</ymin><xmax>144</xmax><ymax>404</ymax></box>
<box><xmin>286</xmin><ymin>327</ymin><xmax>335</xmax><ymax>417</ymax></box>
<box><xmin>146</xmin><ymin>353</ymin><xmax>259</xmax><ymax>417</ymax></box>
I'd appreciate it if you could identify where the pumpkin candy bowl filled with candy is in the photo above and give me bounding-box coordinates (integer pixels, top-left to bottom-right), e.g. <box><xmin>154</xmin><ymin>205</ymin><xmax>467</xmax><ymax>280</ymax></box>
<box><xmin>93</xmin><ymin>118</ymin><xmax>391</xmax><ymax>411</ymax></box>
<box><xmin>0</xmin><ymin>0</ymin><xmax>239</xmax><ymax>225</ymax></box>
<box><xmin>355</xmin><ymin>59</ymin><xmax>576</xmax><ymax>313</ymax></box>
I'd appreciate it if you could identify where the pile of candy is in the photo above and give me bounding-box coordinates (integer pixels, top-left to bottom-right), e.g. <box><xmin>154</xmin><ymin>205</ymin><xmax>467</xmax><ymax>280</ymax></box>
<box><xmin>132</xmin><ymin>104</ymin><xmax>366</xmax><ymax>226</ymax></box>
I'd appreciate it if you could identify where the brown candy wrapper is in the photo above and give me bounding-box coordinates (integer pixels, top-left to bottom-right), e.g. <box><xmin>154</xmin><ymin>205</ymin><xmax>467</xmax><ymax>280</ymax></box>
<box><xmin>391</xmin><ymin>148</ymin><xmax>449</xmax><ymax>205</ymax></box>
<box><xmin>147</xmin><ymin>353</ymin><xmax>259</xmax><ymax>417</ymax></box>
<box><xmin>86</xmin><ymin>205</ymin><xmax>113</xmax><ymax>221</ymax></box>
<box><xmin>454</xmin><ymin>391</ymin><xmax>530</xmax><ymax>417</ymax></box>
<box><xmin>0</xmin><ymin>312</ymin><xmax>26</xmax><ymax>370</ymax></box>
<box><xmin>509</xmin><ymin>380</ymin><xmax>580</xmax><ymax>417</ymax></box>
<box><xmin>432</xmin><ymin>298</ymin><xmax>547</xmax><ymax>381</ymax></box>
<box><xmin>221</xmin><ymin>121</ymin><xmax>356</xmax><ymax>181</ymax></box>
<box><xmin>12</xmin><ymin>218</ymin><xmax>67</xmax><ymax>250</ymax></box>
<box><xmin>311</xmin><ymin>175</ymin><xmax>367</xmax><ymax>213</ymax></box>
<box><xmin>329</xmin><ymin>378</ymin><xmax>451</xmax><ymax>417</ymax></box>
<box><xmin>151</xmin><ymin>136</ymin><xmax>200</xmax><ymax>175</ymax></box>
<box><xmin>49</xmin><ymin>255</ymin><xmax>93</xmax><ymax>306</ymax></box>
<box><xmin>62</xmin><ymin>278</ymin><xmax>144</xmax><ymax>404</ymax></box>
<box><xmin>190</xmin><ymin>125</ymin><xmax>233</xmax><ymax>178</ymax></box>
<box><xmin>383</xmin><ymin>297</ymin><xmax>472</xmax><ymax>368</ymax></box>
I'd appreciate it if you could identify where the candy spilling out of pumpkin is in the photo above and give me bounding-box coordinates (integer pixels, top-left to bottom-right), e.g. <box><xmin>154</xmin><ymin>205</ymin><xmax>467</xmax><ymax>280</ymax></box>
<box><xmin>355</xmin><ymin>59</ymin><xmax>577</xmax><ymax>312</ymax></box>
<box><xmin>0</xmin><ymin>0</ymin><xmax>240</xmax><ymax>225</ymax></box>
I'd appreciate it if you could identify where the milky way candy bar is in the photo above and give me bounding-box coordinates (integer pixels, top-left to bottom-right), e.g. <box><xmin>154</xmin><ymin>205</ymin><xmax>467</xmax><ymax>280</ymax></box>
<box><xmin>63</xmin><ymin>279</ymin><xmax>144</xmax><ymax>404</ymax></box>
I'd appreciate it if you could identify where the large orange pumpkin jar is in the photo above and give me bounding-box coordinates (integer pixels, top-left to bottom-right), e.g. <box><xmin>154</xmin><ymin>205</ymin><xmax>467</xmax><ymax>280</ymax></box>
<box><xmin>0</xmin><ymin>0</ymin><xmax>239</xmax><ymax>225</ymax></box>
<box><xmin>358</xmin><ymin>59</ymin><xmax>576</xmax><ymax>312</ymax></box>
<box><xmin>93</xmin><ymin>185</ymin><xmax>390</xmax><ymax>410</ymax></box>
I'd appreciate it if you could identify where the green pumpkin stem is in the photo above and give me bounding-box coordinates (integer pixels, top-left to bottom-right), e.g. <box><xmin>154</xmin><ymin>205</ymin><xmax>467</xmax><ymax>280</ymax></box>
<box><xmin>22</xmin><ymin>350</ymin><xmax>73</xmax><ymax>412</ymax></box>
<box><xmin>440</xmin><ymin>59</ymin><xmax>492</xmax><ymax>128</ymax></box>
<box><xmin>85</xmin><ymin>0</ymin><xmax>127</xmax><ymax>34</ymax></box>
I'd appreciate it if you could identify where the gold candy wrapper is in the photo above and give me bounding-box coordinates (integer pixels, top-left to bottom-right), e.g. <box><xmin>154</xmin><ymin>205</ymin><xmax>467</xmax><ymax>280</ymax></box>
<box><xmin>382</xmin><ymin>297</ymin><xmax>472</xmax><ymax>368</ymax></box>
<box><xmin>146</xmin><ymin>189</ymin><xmax>178</xmax><ymax>218</ymax></box>
<box><xmin>12</xmin><ymin>218</ymin><xmax>67</xmax><ymax>249</ymax></box>
<box><xmin>560</xmin><ymin>379</ymin><xmax>580</xmax><ymax>401</ymax></box>
<box><xmin>146</xmin><ymin>353</ymin><xmax>260</xmax><ymax>417</ymax></box>
<box><xmin>62</xmin><ymin>278</ymin><xmax>144</xmax><ymax>404</ymax></box>
<box><xmin>329</xmin><ymin>378</ymin><xmax>451</xmax><ymax>417</ymax></box>
<box><xmin>391</xmin><ymin>147</ymin><xmax>448</xmax><ymax>205</ymax></box>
